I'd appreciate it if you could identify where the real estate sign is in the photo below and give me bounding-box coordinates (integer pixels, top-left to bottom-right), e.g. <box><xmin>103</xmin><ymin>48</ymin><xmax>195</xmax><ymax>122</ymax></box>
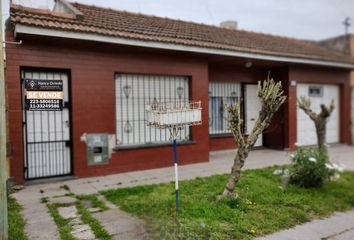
<box><xmin>25</xmin><ymin>79</ymin><xmax>63</xmax><ymax>111</ymax></box>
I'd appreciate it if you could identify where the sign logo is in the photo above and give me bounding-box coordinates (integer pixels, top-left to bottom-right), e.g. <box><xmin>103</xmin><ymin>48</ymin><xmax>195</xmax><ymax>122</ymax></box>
<box><xmin>29</xmin><ymin>80</ymin><xmax>35</xmax><ymax>89</ymax></box>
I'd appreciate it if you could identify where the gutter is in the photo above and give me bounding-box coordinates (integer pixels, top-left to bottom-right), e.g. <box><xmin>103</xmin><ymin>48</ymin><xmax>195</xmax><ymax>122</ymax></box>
<box><xmin>15</xmin><ymin>24</ymin><xmax>354</xmax><ymax>69</ymax></box>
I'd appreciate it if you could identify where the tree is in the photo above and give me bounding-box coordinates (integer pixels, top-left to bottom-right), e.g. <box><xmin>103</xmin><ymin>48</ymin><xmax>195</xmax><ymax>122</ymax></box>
<box><xmin>218</xmin><ymin>76</ymin><xmax>286</xmax><ymax>200</ymax></box>
<box><xmin>297</xmin><ymin>96</ymin><xmax>335</xmax><ymax>152</ymax></box>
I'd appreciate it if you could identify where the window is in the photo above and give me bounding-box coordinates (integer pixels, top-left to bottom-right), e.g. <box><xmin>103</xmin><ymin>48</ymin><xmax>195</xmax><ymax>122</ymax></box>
<box><xmin>115</xmin><ymin>74</ymin><xmax>190</xmax><ymax>146</ymax></box>
<box><xmin>309</xmin><ymin>86</ymin><xmax>323</xmax><ymax>97</ymax></box>
<box><xmin>209</xmin><ymin>82</ymin><xmax>241</xmax><ymax>135</ymax></box>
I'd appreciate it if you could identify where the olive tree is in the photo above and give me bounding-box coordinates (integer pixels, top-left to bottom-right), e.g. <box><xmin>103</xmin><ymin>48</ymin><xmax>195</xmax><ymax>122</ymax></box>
<box><xmin>218</xmin><ymin>76</ymin><xmax>286</xmax><ymax>200</ymax></box>
<box><xmin>297</xmin><ymin>96</ymin><xmax>335</xmax><ymax>152</ymax></box>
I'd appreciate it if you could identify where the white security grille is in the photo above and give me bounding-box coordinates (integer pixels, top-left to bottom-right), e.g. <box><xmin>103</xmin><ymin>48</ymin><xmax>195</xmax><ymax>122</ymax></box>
<box><xmin>209</xmin><ymin>82</ymin><xmax>241</xmax><ymax>135</ymax></box>
<box><xmin>115</xmin><ymin>74</ymin><xmax>190</xmax><ymax>146</ymax></box>
<box><xmin>22</xmin><ymin>70</ymin><xmax>71</xmax><ymax>179</ymax></box>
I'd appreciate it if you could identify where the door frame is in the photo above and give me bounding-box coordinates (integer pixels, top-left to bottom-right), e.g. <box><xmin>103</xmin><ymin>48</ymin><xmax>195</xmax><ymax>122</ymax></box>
<box><xmin>20</xmin><ymin>67</ymin><xmax>73</xmax><ymax>180</ymax></box>
<box><xmin>242</xmin><ymin>83</ymin><xmax>263</xmax><ymax>147</ymax></box>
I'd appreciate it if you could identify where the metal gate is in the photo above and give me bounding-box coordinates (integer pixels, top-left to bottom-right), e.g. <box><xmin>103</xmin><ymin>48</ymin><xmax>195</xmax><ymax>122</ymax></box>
<box><xmin>22</xmin><ymin>70</ymin><xmax>72</xmax><ymax>180</ymax></box>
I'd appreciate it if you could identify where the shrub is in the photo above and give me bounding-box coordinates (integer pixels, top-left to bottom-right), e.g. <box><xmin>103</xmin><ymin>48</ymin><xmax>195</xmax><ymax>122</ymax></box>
<box><xmin>289</xmin><ymin>147</ymin><xmax>331</xmax><ymax>188</ymax></box>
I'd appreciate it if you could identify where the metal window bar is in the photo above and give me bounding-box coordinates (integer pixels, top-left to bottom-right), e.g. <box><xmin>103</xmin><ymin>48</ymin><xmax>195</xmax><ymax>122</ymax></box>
<box><xmin>115</xmin><ymin>74</ymin><xmax>190</xmax><ymax>146</ymax></box>
<box><xmin>209</xmin><ymin>82</ymin><xmax>241</xmax><ymax>135</ymax></box>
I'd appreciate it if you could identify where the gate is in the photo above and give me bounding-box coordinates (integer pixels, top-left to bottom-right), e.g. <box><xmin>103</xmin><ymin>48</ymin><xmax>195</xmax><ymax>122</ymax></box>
<box><xmin>22</xmin><ymin>70</ymin><xmax>72</xmax><ymax>180</ymax></box>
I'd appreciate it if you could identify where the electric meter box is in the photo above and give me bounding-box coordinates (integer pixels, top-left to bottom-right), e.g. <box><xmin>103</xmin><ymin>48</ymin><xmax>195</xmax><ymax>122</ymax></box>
<box><xmin>86</xmin><ymin>133</ymin><xmax>109</xmax><ymax>165</ymax></box>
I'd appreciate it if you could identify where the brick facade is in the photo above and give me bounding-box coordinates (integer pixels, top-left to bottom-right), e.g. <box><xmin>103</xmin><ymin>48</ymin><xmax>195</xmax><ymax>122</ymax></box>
<box><xmin>5</xmin><ymin>32</ymin><xmax>353</xmax><ymax>184</ymax></box>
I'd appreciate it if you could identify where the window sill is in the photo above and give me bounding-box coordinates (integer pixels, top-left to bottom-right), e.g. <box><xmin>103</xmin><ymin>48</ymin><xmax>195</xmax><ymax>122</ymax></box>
<box><xmin>113</xmin><ymin>140</ymin><xmax>196</xmax><ymax>151</ymax></box>
<box><xmin>209</xmin><ymin>133</ymin><xmax>234</xmax><ymax>139</ymax></box>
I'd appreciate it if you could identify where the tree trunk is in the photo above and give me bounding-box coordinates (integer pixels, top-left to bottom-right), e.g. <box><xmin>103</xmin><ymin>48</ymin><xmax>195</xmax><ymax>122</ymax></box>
<box><xmin>218</xmin><ymin>148</ymin><xmax>248</xmax><ymax>199</ymax></box>
<box><xmin>217</xmin><ymin>78</ymin><xmax>286</xmax><ymax>201</ymax></box>
<box><xmin>315</xmin><ymin>119</ymin><xmax>327</xmax><ymax>153</ymax></box>
<box><xmin>298</xmin><ymin>99</ymin><xmax>334</xmax><ymax>154</ymax></box>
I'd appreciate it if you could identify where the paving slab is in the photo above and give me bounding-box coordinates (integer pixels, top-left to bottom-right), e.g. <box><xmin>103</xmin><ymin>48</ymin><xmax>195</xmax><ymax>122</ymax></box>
<box><xmin>71</xmin><ymin>224</ymin><xmax>91</xmax><ymax>233</ymax></box>
<box><xmin>92</xmin><ymin>208</ymin><xmax>146</xmax><ymax>237</ymax></box>
<box><xmin>112</xmin><ymin>231</ymin><xmax>148</xmax><ymax>240</ymax></box>
<box><xmin>88</xmin><ymin>207</ymin><xmax>101</xmax><ymax>213</ymax></box>
<box><xmin>69</xmin><ymin>217</ymin><xmax>83</xmax><ymax>226</ymax></box>
<box><xmin>25</xmin><ymin>221</ymin><xmax>60</xmax><ymax>240</ymax></box>
<box><xmin>57</xmin><ymin>205</ymin><xmax>79</xmax><ymax>219</ymax></box>
<box><xmin>328</xmin><ymin>228</ymin><xmax>354</xmax><ymax>240</ymax></box>
<box><xmin>71</xmin><ymin>228</ymin><xmax>96</xmax><ymax>240</ymax></box>
<box><xmin>48</xmin><ymin>196</ymin><xmax>77</xmax><ymax>204</ymax></box>
<box><xmin>66</xmin><ymin>180</ymin><xmax>98</xmax><ymax>195</ymax></box>
<box><xmin>12</xmin><ymin>187</ymin><xmax>60</xmax><ymax>240</ymax></box>
<box><xmin>97</xmin><ymin>195</ymin><xmax>118</xmax><ymax>209</ymax></box>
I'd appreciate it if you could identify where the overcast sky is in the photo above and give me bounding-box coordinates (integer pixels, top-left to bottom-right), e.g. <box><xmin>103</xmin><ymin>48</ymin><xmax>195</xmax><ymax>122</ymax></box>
<box><xmin>3</xmin><ymin>0</ymin><xmax>354</xmax><ymax>41</ymax></box>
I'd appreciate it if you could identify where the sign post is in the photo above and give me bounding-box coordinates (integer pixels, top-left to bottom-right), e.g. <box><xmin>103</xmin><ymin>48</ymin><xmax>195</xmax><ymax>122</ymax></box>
<box><xmin>0</xmin><ymin>0</ymin><xmax>8</xmax><ymax>238</ymax></box>
<box><xmin>146</xmin><ymin>101</ymin><xmax>202</xmax><ymax>214</ymax></box>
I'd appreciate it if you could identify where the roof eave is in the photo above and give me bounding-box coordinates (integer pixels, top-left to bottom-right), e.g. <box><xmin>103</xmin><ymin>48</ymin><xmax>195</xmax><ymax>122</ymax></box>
<box><xmin>14</xmin><ymin>24</ymin><xmax>354</xmax><ymax>69</ymax></box>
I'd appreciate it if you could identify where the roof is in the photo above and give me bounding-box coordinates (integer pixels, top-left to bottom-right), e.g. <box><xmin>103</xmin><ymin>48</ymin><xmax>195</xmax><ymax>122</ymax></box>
<box><xmin>9</xmin><ymin>2</ymin><xmax>354</xmax><ymax>66</ymax></box>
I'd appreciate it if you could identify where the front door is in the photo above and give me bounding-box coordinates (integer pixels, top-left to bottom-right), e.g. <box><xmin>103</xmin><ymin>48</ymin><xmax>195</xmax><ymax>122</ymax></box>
<box><xmin>22</xmin><ymin>70</ymin><xmax>72</xmax><ymax>180</ymax></box>
<box><xmin>244</xmin><ymin>84</ymin><xmax>263</xmax><ymax>147</ymax></box>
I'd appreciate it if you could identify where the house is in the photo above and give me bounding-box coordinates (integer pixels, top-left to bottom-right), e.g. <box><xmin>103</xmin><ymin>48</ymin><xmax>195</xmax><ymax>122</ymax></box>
<box><xmin>5</xmin><ymin>0</ymin><xmax>354</xmax><ymax>184</ymax></box>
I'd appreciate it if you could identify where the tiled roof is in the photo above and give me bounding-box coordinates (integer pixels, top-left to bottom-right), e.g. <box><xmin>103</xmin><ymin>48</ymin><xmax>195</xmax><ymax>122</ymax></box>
<box><xmin>10</xmin><ymin>2</ymin><xmax>354</xmax><ymax>65</ymax></box>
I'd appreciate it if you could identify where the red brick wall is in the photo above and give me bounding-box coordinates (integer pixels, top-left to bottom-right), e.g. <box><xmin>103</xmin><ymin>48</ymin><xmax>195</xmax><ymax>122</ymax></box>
<box><xmin>209</xmin><ymin>136</ymin><xmax>235</xmax><ymax>151</ymax></box>
<box><xmin>6</xmin><ymin>33</ymin><xmax>210</xmax><ymax>184</ymax></box>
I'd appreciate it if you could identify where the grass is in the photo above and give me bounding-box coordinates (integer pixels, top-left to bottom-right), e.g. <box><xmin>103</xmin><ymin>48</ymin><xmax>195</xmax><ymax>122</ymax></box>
<box><xmin>75</xmin><ymin>201</ymin><xmax>111</xmax><ymax>240</ymax></box>
<box><xmin>47</xmin><ymin>203</ymin><xmax>76</xmax><ymax>240</ymax></box>
<box><xmin>102</xmin><ymin>167</ymin><xmax>354</xmax><ymax>240</ymax></box>
<box><xmin>47</xmin><ymin>194</ymin><xmax>110</xmax><ymax>240</ymax></box>
<box><xmin>75</xmin><ymin>194</ymin><xmax>111</xmax><ymax>239</ymax></box>
<box><xmin>75</xmin><ymin>194</ymin><xmax>109</xmax><ymax>211</ymax></box>
<box><xmin>8</xmin><ymin>197</ymin><xmax>27</xmax><ymax>240</ymax></box>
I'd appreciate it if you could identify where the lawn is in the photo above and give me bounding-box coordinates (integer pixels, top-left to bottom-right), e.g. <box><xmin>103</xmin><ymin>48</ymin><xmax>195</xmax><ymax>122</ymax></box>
<box><xmin>8</xmin><ymin>197</ymin><xmax>27</xmax><ymax>240</ymax></box>
<box><xmin>102</xmin><ymin>167</ymin><xmax>354</xmax><ymax>240</ymax></box>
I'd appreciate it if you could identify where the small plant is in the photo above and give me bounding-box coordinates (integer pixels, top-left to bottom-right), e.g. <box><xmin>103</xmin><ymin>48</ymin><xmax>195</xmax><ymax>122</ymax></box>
<box><xmin>289</xmin><ymin>147</ymin><xmax>341</xmax><ymax>188</ymax></box>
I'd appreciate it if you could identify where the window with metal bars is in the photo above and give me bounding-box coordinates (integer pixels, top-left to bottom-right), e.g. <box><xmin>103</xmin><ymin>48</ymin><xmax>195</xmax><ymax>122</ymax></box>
<box><xmin>209</xmin><ymin>82</ymin><xmax>241</xmax><ymax>135</ymax></box>
<box><xmin>115</xmin><ymin>73</ymin><xmax>190</xmax><ymax>146</ymax></box>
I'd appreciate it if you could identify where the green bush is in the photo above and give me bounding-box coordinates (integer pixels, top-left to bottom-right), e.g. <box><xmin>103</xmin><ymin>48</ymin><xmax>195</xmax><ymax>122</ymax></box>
<box><xmin>289</xmin><ymin>147</ymin><xmax>331</xmax><ymax>188</ymax></box>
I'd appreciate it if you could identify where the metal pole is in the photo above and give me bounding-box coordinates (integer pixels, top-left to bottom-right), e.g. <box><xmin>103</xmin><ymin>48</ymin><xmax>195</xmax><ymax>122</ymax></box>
<box><xmin>173</xmin><ymin>137</ymin><xmax>179</xmax><ymax>212</ymax></box>
<box><xmin>0</xmin><ymin>0</ymin><xmax>8</xmax><ymax>238</ymax></box>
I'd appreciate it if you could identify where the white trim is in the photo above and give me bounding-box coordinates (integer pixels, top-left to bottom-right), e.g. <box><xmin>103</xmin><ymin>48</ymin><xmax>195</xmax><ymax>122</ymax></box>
<box><xmin>15</xmin><ymin>24</ymin><xmax>354</xmax><ymax>69</ymax></box>
<box><xmin>174</xmin><ymin>163</ymin><xmax>179</xmax><ymax>190</ymax></box>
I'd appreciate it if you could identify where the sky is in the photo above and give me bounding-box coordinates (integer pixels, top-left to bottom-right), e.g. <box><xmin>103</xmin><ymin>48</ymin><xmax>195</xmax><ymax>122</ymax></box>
<box><xmin>2</xmin><ymin>0</ymin><xmax>354</xmax><ymax>41</ymax></box>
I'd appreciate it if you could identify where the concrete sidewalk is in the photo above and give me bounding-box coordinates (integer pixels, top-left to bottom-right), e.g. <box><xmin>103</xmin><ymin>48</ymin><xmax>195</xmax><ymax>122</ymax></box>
<box><xmin>35</xmin><ymin>147</ymin><xmax>294</xmax><ymax>195</ymax></box>
<box><xmin>32</xmin><ymin>144</ymin><xmax>353</xmax><ymax>196</ymax></box>
<box><xmin>256</xmin><ymin>210</ymin><xmax>354</xmax><ymax>240</ymax></box>
<box><xmin>12</xmin><ymin>144</ymin><xmax>354</xmax><ymax>240</ymax></box>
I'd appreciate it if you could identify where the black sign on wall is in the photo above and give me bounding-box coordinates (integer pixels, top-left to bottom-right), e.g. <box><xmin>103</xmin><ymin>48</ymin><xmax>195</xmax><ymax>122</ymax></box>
<box><xmin>25</xmin><ymin>79</ymin><xmax>64</xmax><ymax>111</ymax></box>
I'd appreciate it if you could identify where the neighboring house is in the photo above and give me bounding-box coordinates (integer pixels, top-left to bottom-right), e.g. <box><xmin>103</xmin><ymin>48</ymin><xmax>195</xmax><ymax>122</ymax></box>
<box><xmin>320</xmin><ymin>34</ymin><xmax>354</xmax><ymax>144</ymax></box>
<box><xmin>5</xmin><ymin>0</ymin><xmax>354</xmax><ymax>184</ymax></box>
